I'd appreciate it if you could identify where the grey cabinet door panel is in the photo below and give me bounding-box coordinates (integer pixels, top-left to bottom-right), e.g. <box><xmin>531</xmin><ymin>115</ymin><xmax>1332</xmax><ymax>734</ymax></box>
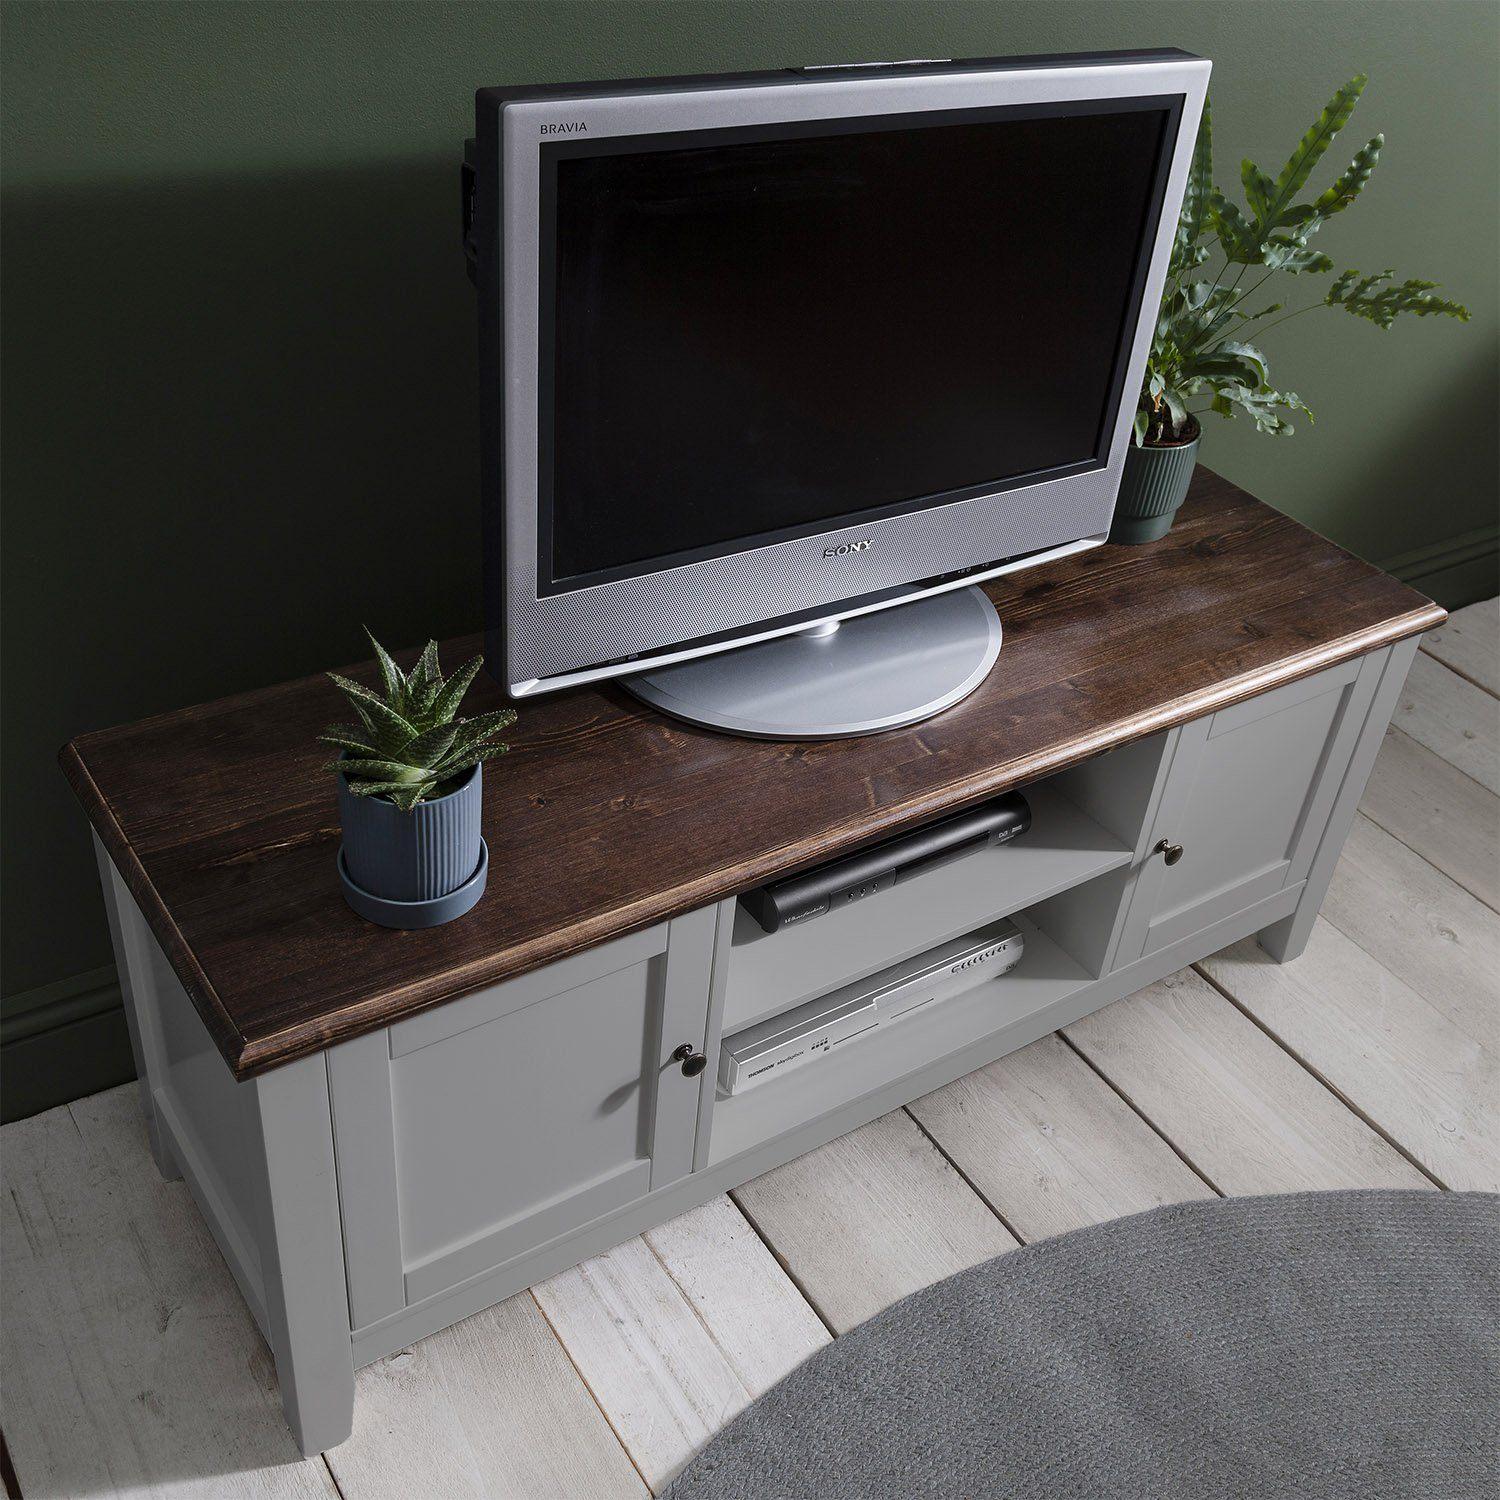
<box><xmin>1118</xmin><ymin>654</ymin><xmax>1384</xmax><ymax>965</ymax></box>
<box><xmin>330</xmin><ymin>906</ymin><xmax>718</xmax><ymax>1327</ymax></box>
<box><xmin>403</xmin><ymin>1159</ymin><xmax>652</xmax><ymax>1304</ymax></box>
<box><xmin>389</xmin><ymin>925</ymin><xmax>668</xmax><ymax>1057</ymax></box>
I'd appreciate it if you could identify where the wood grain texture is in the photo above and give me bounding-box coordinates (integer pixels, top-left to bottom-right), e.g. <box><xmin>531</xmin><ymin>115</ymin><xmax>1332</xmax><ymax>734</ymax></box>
<box><xmin>641</xmin><ymin>1195</ymin><xmax>830</xmax><ymax>1390</ymax></box>
<box><xmin>1201</xmin><ymin>922</ymin><xmax>1499</xmax><ymax>1192</ymax></box>
<box><xmin>1321</xmin><ymin>814</ymin><xmax>1500</xmax><ymax>1048</ymax></box>
<box><xmin>1360</xmin><ymin>726</ymin><xmax>1500</xmax><ymax>912</ymax></box>
<box><xmin>1</xmin><ymin>1089</ymin><xmax>339</xmax><ymax>1500</ymax></box>
<box><xmin>906</xmin><ymin>1031</ymin><xmax>1213</xmax><ymax>1242</ymax></box>
<box><xmin>533</xmin><ymin>1196</ymin><xmax>826</xmax><ymax>1493</ymax></box>
<box><xmin>327</xmin><ymin>1293</ymin><xmax>648</xmax><ymax>1500</ymax></box>
<box><xmin>60</xmin><ymin>471</ymin><xmax>1444</xmax><ymax>1078</ymax></box>
<box><xmin>1063</xmin><ymin>969</ymin><xmax>1433</xmax><ymax>1195</ymax></box>
<box><xmin>1391</xmin><ymin>649</ymin><xmax>1499</xmax><ymax>794</ymax></box>
<box><xmin>1421</xmin><ymin>597</ymin><xmax>1499</xmax><ymax>696</ymax></box>
<box><xmin>730</xmin><ymin>1109</ymin><xmax>1018</xmax><ymax>1333</ymax></box>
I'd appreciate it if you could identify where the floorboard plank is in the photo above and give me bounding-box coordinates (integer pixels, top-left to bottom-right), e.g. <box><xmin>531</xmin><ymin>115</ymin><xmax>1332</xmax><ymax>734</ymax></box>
<box><xmin>1322</xmin><ymin>814</ymin><xmax>1500</xmax><ymax>1048</ymax></box>
<box><xmin>907</xmin><ymin>1032</ymin><xmax>1213</xmax><ymax>1242</ymax></box>
<box><xmin>1392</xmin><ymin>649</ymin><xmax>1499</xmax><ymax>794</ymax></box>
<box><xmin>731</xmin><ymin>1109</ymin><xmax>1017</xmax><ymax>1334</ymax></box>
<box><xmin>2</xmin><ymin>1088</ymin><xmax>339</xmax><ymax>1500</ymax></box>
<box><xmin>1421</xmin><ymin>597</ymin><xmax>1499</xmax><ymax>697</ymax></box>
<box><xmin>1360</xmin><ymin>728</ymin><xmax>1500</xmax><ymax>912</ymax></box>
<box><xmin>1200</xmin><ymin>921</ymin><xmax>1498</xmax><ymax>1192</ymax></box>
<box><xmin>1063</xmin><ymin>969</ymin><xmax>1433</xmax><ymax>1195</ymax></box>
<box><xmin>327</xmin><ymin>1292</ymin><xmax>648</xmax><ymax>1500</ymax></box>
<box><xmin>643</xmin><ymin>1192</ymin><xmax>830</xmax><ymax>1389</ymax></box>
<box><xmin>532</xmin><ymin>1196</ymin><xmax>825</xmax><ymax>1494</ymax></box>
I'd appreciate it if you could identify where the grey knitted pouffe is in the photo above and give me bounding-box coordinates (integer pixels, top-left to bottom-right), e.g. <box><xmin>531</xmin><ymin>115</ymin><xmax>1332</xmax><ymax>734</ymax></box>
<box><xmin>665</xmin><ymin>1190</ymin><xmax>1499</xmax><ymax>1500</ymax></box>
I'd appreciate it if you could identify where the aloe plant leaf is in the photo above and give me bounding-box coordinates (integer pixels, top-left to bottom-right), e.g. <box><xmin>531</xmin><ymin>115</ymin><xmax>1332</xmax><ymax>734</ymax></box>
<box><xmin>317</xmin><ymin>726</ymin><xmax>380</xmax><ymax>756</ymax></box>
<box><xmin>388</xmin><ymin>782</ymin><xmax>433</xmax><ymax>812</ymax></box>
<box><xmin>343</xmin><ymin>778</ymin><xmax>419</xmax><ymax>799</ymax></box>
<box><xmin>327</xmin><ymin>673</ymin><xmax>416</xmax><ymax>753</ymax></box>
<box><xmin>328</xmin><ymin>758</ymin><xmax>429</xmax><ymax>783</ymax></box>
<box><xmin>428</xmin><ymin>654</ymin><xmax>484</xmax><ymax>726</ymax></box>
<box><xmin>351</xmin><ymin>700</ymin><xmax>382</xmax><ymax>741</ymax></box>
<box><xmin>399</xmin><ymin>723</ymin><xmax>459</xmax><ymax>768</ymax></box>
<box><xmin>409</xmin><ymin>646</ymin><xmax>445</xmax><ymax>714</ymax></box>
<box><xmin>1268</xmin><ymin>75</ymin><xmax>1366</xmax><ymax>220</ymax></box>
<box><xmin>364</xmin><ymin>628</ymin><xmax>405</xmax><ymax>702</ymax></box>
<box><xmin>413</xmin><ymin>639</ymin><xmax>441</xmax><ymax>686</ymax></box>
<box><xmin>434</xmin><ymin>743</ymin><xmax>511</xmax><ymax>778</ymax></box>
<box><xmin>449</xmin><ymin>708</ymin><xmax>518</xmax><ymax>754</ymax></box>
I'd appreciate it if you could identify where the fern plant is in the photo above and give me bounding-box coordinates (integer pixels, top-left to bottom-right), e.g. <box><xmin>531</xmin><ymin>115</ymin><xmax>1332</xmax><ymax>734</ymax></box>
<box><xmin>320</xmin><ymin>631</ymin><xmax>516</xmax><ymax>811</ymax></box>
<box><xmin>1138</xmin><ymin>76</ymin><xmax>1469</xmax><ymax>447</ymax></box>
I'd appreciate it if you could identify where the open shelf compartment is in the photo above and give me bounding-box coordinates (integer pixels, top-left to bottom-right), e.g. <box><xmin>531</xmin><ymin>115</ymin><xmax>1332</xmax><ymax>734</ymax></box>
<box><xmin>721</xmin><ymin>780</ymin><xmax>1130</xmax><ymax>1036</ymax></box>
<box><xmin>707</xmin><ymin>909</ymin><xmax>1091</xmax><ymax>1168</ymax></box>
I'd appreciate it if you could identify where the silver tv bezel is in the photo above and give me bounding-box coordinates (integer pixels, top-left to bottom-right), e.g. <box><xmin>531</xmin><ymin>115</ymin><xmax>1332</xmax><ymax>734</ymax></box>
<box><xmin>498</xmin><ymin>57</ymin><xmax>1210</xmax><ymax>696</ymax></box>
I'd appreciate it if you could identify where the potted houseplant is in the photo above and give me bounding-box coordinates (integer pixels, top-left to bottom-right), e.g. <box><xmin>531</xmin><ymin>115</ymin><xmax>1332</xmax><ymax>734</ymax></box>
<box><xmin>1114</xmin><ymin>76</ymin><xmax>1469</xmax><ymax>544</ymax></box>
<box><xmin>321</xmin><ymin>632</ymin><xmax>516</xmax><ymax>928</ymax></box>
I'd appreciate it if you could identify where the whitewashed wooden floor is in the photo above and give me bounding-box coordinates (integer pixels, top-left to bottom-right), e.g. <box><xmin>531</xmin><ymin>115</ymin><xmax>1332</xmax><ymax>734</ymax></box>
<box><xmin>5</xmin><ymin>599</ymin><xmax>1497</xmax><ymax>1500</ymax></box>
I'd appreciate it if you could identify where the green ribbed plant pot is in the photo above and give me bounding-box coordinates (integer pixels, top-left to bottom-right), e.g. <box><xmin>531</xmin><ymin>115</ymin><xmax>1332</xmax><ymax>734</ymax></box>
<box><xmin>1111</xmin><ymin>429</ymin><xmax>1202</xmax><ymax>544</ymax></box>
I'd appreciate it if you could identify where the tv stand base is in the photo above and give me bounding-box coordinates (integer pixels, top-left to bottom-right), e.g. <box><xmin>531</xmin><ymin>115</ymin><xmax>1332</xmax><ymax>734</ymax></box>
<box><xmin>623</xmin><ymin>584</ymin><xmax>1002</xmax><ymax>738</ymax></box>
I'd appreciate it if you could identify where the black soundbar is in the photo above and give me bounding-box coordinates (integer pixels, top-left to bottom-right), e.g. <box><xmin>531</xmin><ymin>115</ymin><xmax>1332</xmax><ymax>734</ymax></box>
<box><xmin>741</xmin><ymin>791</ymin><xmax>1032</xmax><ymax>933</ymax></box>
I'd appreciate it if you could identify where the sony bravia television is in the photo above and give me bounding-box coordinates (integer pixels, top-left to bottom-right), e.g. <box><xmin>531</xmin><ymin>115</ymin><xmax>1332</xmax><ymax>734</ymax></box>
<box><xmin>467</xmin><ymin>51</ymin><xmax>1209</xmax><ymax>737</ymax></box>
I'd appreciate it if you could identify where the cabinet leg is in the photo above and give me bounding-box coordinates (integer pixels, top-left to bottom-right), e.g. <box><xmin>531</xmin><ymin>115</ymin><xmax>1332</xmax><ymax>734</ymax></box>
<box><xmin>248</xmin><ymin>1054</ymin><xmax>356</xmax><ymax>1455</ymax></box>
<box><xmin>93</xmin><ymin>836</ymin><xmax>182</xmax><ymax>1182</ymax></box>
<box><xmin>1256</xmin><ymin>909</ymin><xmax>1310</xmax><ymax>964</ymax></box>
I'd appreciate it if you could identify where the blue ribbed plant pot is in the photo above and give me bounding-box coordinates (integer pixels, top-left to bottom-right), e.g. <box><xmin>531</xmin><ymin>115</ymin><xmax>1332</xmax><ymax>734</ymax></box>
<box><xmin>336</xmin><ymin>762</ymin><xmax>485</xmax><ymax>927</ymax></box>
<box><xmin>1111</xmin><ymin>429</ymin><xmax>1202</xmax><ymax>545</ymax></box>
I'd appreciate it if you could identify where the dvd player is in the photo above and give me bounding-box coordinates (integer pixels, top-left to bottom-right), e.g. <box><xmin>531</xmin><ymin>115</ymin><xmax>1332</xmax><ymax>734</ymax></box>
<box><xmin>718</xmin><ymin>918</ymin><xmax>1024</xmax><ymax>1095</ymax></box>
<box><xmin>740</xmin><ymin>791</ymin><xmax>1030</xmax><ymax>933</ymax></box>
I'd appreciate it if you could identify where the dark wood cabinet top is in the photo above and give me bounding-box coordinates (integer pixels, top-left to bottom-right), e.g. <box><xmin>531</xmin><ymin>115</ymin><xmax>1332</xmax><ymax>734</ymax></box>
<box><xmin>62</xmin><ymin>470</ymin><xmax>1444</xmax><ymax>1079</ymax></box>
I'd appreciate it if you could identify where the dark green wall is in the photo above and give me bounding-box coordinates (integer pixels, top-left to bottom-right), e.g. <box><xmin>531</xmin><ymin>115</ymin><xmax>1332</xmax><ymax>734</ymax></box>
<box><xmin>3</xmin><ymin>0</ymin><xmax>1496</xmax><ymax>1115</ymax></box>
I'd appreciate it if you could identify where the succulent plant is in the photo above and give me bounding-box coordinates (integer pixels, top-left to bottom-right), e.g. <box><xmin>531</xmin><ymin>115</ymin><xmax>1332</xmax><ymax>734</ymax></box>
<box><xmin>320</xmin><ymin>631</ymin><xmax>516</xmax><ymax>811</ymax></box>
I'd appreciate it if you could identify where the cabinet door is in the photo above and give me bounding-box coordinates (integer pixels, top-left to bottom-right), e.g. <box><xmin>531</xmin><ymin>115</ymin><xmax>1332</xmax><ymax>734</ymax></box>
<box><xmin>329</xmin><ymin>906</ymin><xmax>719</xmax><ymax>1327</ymax></box>
<box><xmin>1115</xmin><ymin>654</ymin><xmax>1384</xmax><ymax>965</ymax></box>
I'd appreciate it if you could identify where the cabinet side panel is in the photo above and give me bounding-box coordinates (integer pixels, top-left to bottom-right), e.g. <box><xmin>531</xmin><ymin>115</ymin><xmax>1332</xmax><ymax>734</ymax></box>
<box><xmin>1260</xmin><ymin>639</ymin><xmax>1415</xmax><ymax>961</ymax></box>
<box><xmin>95</xmin><ymin>841</ymin><xmax>268</xmax><ymax>1334</ymax></box>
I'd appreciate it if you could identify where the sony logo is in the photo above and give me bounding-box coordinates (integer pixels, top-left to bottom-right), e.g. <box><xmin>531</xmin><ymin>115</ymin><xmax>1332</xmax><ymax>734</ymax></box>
<box><xmin>540</xmin><ymin>121</ymin><xmax>587</xmax><ymax>135</ymax></box>
<box><xmin>823</xmin><ymin>539</ymin><xmax>872</xmax><ymax>558</ymax></box>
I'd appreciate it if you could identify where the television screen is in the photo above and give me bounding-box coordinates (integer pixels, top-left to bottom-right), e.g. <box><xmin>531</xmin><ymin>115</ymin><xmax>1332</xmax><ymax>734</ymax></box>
<box><xmin>539</xmin><ymin>100</ymin><xmax>1173</xmax><ymax>593</ymax></box>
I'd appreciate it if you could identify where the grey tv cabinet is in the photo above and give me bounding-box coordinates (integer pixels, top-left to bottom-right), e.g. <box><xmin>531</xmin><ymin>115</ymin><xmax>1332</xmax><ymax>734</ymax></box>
<box><xmin>64</xmin><ymin>475</ymin><xmax>1444</xmax><ymax>1454</ymax></box>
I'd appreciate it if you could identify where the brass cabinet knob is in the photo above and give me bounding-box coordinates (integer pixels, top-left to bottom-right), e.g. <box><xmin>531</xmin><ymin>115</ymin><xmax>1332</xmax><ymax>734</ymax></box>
<box><xmin>1155</xmin><ymin>838</ymin><xmax>1185</xmax><ymax>867</ymax></box>
<box><xmin>672</xmin><ymin>1043</ymin><xmax>708</xmax><ymax>1078</ymax></box>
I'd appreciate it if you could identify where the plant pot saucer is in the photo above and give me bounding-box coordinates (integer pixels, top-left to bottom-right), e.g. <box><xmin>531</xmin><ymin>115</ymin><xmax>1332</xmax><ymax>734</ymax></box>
<box><xmin>337</xmin><ymin>839</ymin><xmax>488</xmax><ymax>929</ymax></box>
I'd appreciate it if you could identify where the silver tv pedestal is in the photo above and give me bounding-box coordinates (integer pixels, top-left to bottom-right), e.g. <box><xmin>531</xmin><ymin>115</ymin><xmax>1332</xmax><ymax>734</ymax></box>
<box><xmin>623</xmin><ymin>585</ymin><xmax>1002</xmax><ymax>739</ymax></box>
